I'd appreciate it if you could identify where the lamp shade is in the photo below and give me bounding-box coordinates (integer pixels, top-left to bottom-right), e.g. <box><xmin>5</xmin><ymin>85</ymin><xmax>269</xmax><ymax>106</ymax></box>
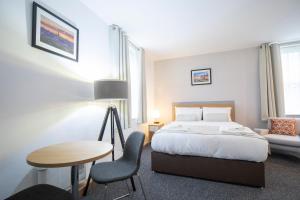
<box><xmin>152</xmin><ymin>109</ymin><xmax>160</xmax><ymax>119</ymax></box>
<box><xmin>94</xmin><ymin>80</ymin><xmax>128</xmax><ymax>100</ymax></box>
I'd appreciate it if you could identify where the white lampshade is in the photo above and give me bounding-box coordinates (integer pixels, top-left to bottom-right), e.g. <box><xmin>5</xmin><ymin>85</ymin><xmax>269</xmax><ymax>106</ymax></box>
<box><xmin>152</xmin><ymin>110</ymin><xmax>160</xmax><ymax>119</ymax></box>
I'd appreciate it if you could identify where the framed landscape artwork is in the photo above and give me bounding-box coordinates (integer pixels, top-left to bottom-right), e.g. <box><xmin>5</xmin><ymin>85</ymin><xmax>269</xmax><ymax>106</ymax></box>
<box><xmin>32</xmin><ymin>2</ymin><xmax>79</xmax><ymax>61</ymax></box>
<box><xmin>191</xmin><ymin>68</ymin><xmax>212</xmax><ymax>85</ymax></box>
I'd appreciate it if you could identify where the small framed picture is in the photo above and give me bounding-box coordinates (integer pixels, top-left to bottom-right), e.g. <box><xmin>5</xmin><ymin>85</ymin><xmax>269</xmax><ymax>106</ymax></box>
<box><xmin>32</xmin><ymin>2</ymin><xmax>79</xmax><ymax>61</ymax></box>
<box><xmin>191</xmin><ymin>68</ymin><xmax>212</xmax><ymax>85</ymax></box>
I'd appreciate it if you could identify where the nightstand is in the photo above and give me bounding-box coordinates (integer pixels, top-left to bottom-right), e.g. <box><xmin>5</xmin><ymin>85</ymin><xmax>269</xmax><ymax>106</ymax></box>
<box><xmin>147</xmin><ymin>122</ymin><xmax>164</xmax><ymax>143</ymax></box>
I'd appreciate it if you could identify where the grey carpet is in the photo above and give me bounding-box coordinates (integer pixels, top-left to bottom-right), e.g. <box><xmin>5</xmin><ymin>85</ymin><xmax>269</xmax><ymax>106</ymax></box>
<box><xmin>88</xmin><ymin>145</ymin><xmax>300</xmax><ymax>200</ymax></box>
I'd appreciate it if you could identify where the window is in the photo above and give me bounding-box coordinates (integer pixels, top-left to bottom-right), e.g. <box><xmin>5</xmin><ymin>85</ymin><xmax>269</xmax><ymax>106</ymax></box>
<box><xmin>280</xmin><ymin>43</ymin><xmax>300</xmax><ymax>116</ymax></box>
<box><xmin>128</xmin><ymin>42</ymin><xmax>142</xmax><ymax>122</ymax></box>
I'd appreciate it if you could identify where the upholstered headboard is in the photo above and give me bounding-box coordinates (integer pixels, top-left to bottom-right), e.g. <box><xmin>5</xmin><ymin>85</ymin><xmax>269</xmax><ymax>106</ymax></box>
<box><xmin>172</xmin><ymin>101</ymin><xmax>235</xmax><ymax>121</ymax></box>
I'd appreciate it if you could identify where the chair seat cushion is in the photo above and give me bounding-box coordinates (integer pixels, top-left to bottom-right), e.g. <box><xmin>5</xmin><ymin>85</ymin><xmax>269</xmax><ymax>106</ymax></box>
<box><xmin>264</xmin><ymin>134</ymin><xmax>300</xmax><ymax>147</ymax></box>
<box><xmin>5</xmin><ymin>184</ymin><xmax>72</xmax><ymax>200</ymax></box>
<box><xmin>91</xmin><ymin>159</ymin><xmax>137</xmax><ymax>184</ymax></box>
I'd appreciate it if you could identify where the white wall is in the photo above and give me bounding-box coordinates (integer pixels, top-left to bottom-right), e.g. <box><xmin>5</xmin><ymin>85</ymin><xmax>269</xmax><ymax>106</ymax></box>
<box><xmin>154</xmin><ymin>47</ymin><xmax>266</xmax><ymax>129</ymax></box>
<box><xmin>0</xmin><ymin>0</ymin><xmax>115</xmax><ymax>198</ymax></box>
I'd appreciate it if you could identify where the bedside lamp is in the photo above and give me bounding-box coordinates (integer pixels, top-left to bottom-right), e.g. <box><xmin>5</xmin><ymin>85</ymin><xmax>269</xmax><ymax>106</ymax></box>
<box><xmin>152</xmin><ymin>109</ymin><xmax>160</xmax><ymax>124</ymax></box>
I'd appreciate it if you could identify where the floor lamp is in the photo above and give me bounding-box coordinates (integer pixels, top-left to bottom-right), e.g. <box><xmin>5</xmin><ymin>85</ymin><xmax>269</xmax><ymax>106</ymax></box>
<box><xmin>84</xmin><ymin>80</ymin><xmax>137</xmax><ymax>195</ymax></box>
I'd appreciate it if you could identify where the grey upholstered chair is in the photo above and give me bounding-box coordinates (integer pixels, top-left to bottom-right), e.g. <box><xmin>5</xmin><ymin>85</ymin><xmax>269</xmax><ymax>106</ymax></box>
<box><xmin>5</xmin><ymin>184</ymin><xmax>71</xmax><ymax>200</ymax></box>
<box><xmin>90</xmin><ymin>131</ymin><xmax>146</xmax><ymax>200</ymax></box>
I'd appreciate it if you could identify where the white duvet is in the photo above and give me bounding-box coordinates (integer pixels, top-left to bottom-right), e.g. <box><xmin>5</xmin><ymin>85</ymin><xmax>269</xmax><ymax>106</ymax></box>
<box><xmin>151</xmin><ymin>121</ymin><xmax>269</xmax><ymax>162</ymax></box>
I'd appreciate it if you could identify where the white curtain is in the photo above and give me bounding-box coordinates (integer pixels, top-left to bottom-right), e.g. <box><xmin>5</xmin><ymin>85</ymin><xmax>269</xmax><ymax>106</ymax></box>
<box><xmin>109</xmin><ymin>25</ymin><xmax>131</xmax><ymax>128</ymax></box>
<box><xmin>259</xmin><ymin>43</ymin><xmax>285</xmax><ymax>121</ymax></box>
<box><xmin>280</xmin><ymin>42</ymin><xmax>300</xmax><ymax>116</ymax></box>
<box><xmin>128</xmin><ymin>43</ymin><xmax>147</xmax><ymax>124</ymax></box>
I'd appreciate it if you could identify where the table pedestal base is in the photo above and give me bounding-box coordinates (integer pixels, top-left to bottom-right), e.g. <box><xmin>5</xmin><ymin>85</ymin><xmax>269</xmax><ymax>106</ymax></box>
<box><xmin>71</xmin><ymin>165</ymin><xmax>79</xmax><ymax>200</ymax></box>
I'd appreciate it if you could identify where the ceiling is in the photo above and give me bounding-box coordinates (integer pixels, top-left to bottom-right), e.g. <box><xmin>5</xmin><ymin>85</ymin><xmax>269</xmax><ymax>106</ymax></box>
<box><xmin>81</xmin><ymin>0</ymin><xmax>300</xmax><ymax>60</ymax></box>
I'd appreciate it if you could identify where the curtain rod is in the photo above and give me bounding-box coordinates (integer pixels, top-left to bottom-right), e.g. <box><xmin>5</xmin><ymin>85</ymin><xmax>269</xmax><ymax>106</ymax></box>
<box><xmin>263</xmin><ymin>41</ymin><xmax>300</xmax><ymax>48</ymax></box>
<box><xmin>269</xmin><ymin>40</ymin><xmax>300</xmax><ymax>46</ymax></box>
<box><xmin>280</xmin><ymin>40</ymin><xmax>300</xmax><ymax>47</ymax></box>
<box><xmin>129</xmin><ymin>40</ymin><xmax>140</xmax><ymax>50</ymax></box>
<box><xmin>111</xmin><ymin>24</ymin><xmax>141</xmax><ymax>50</ymax></box>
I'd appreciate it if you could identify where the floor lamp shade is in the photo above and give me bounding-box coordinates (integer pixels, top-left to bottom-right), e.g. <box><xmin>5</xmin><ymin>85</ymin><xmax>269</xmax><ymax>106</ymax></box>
<box><xmin>94</xmin><ymin>80</ymin><xmax>128</xmax><ymax>100</ymax></box>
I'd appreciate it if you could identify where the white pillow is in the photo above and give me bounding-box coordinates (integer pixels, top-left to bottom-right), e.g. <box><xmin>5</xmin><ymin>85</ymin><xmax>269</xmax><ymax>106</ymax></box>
<box><xmin>203</xmin><ymin>107</ymin><xmax>232</xmax><ymax>122</ymax></box>
<box><xmin>175</xmin><ymin>107</ymin><xmax>202</xmax><ymax>121</ymax></box>
<box><xmin>203</xmin><ymin>113</ymin><xmax>230</xmax><ymax>122</ymax></box>
<box><xmin>176</xmin><ymin>114</ymin><xmax>198</xmax><ymax>121</ymax></box>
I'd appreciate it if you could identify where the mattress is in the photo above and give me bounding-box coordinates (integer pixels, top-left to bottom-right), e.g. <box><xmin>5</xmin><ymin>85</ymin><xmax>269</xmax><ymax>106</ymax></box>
<box><xmin>151</xmin><ymin>121</ymin><xmax>269</xmax><ymax>162</ymax></box>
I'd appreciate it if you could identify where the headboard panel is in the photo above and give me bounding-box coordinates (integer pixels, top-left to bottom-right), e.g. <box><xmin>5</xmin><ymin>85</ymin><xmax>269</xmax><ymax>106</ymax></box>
<box><xmin>172</xmin><ymin>101</ymin><xmax>235</xmax><ymax>121</ymax></box>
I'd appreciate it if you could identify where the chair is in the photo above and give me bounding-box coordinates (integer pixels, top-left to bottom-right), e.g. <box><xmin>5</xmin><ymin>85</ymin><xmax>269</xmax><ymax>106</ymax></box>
<box><xmin>5</xmin><ymin>184</ymin><xmax>73</xmax><ymax>200</ymax></box>
<box><xmin>256</xmin><ymin>118</ymin><xmax>300</xmax><ymax>158</ymax></box>
<box><xmin>89</xmin><ymin>131</ymin><xmax>146</xmax><ymax>200</ymax></box>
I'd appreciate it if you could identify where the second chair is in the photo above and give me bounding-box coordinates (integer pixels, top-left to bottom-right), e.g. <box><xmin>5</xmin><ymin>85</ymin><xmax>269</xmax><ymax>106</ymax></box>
<box><xmin>88</xmin><ymin>131</ymin><xmax>147</xmax><ymax>200</ymax></box>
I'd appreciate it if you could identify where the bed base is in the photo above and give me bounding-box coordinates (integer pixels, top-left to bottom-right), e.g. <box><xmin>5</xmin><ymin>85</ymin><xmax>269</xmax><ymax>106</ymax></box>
<box><xmin>151</xmin><ymin>151</ymin><xmax>265</xmax><ymax>187</ymax></box>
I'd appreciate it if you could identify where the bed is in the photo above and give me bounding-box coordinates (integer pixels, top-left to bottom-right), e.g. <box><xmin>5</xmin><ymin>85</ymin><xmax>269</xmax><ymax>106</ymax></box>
<box><xmin>151</xmin><ymin>101</ymin><xmax>269</xmax><ymax>187</ymax></box>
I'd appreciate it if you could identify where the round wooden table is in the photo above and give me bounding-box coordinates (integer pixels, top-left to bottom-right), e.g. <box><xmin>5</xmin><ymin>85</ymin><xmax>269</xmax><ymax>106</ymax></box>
<box><xmin>27</xmin><ymin>141</ymin><xmax>113</xmax><ymax>200</ymax></box>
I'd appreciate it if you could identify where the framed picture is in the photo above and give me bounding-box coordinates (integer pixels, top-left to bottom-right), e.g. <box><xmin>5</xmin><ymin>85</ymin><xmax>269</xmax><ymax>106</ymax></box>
<box><xmin>32</xmin><ymin>2</ymin><xmax>79</xmax><ymax>61</ymax></box>
<box><xmin>191</xmin><ymin>68</ymin><xmax>212</xmax><ymax>85</ymax></box>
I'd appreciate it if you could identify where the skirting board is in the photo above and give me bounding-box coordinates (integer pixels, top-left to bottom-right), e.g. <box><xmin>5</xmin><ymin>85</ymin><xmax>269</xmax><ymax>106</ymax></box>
<box><xmin>151</xmin><ymin>151</ymin><xmax>265</xmax><ymax>187</ymax></box>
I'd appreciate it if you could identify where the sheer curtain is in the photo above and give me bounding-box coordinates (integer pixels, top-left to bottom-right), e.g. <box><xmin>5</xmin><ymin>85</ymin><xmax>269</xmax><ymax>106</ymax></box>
<box><xmin>129</xmin><ymin>42</ymin><xmax>141</xmax><ymax>121</ymax></box>
<box><xmin>280</xmin><ymin>43</ymin><xmax>300</xmax><ymax>116</ymax></box>
<box><xmin>128</xmin><ymin>42</ymin><xmax>147</xmax><ymax>124</ymax></box>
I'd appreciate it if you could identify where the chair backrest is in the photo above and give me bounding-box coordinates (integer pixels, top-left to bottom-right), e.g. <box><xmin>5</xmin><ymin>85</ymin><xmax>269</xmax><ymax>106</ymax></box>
<box><xmin>122</xmin><ymin>131</ymin><xmax>145</xmax><ymax>167</ymax></box>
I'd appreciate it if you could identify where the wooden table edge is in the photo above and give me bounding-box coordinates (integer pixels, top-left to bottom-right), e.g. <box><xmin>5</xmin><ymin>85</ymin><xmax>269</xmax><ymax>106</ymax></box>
<box><xmin>26</xmin><ymin>149</ymin><xmax>112</xmax><ymax>168</ymax></box>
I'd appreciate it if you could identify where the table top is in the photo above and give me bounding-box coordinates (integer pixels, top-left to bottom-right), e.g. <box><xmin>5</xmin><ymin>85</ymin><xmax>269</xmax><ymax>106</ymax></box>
<box><xmin>148</xmin><ymin>122</ymin><xmax>164</xmax><ymax>127</ymax></box>
<box><xmin>27</xmin><ymin>141</ymin><xmax>113</xmax><ymax>168</ymax></box>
